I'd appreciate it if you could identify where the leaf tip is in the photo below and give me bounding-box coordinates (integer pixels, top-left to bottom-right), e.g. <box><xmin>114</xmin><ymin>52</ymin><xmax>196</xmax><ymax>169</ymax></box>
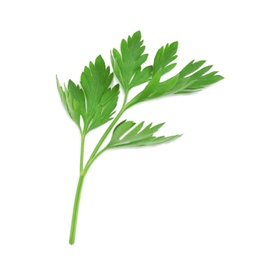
<box><xmin>56</xmin><ymin>75</ymin><xmax>60</xmax><ymax>87</ymax></box>
<box><xmin>133</xmin><ymin>30</ymin><xmax>142</xmax><ymax>38</ymax></box>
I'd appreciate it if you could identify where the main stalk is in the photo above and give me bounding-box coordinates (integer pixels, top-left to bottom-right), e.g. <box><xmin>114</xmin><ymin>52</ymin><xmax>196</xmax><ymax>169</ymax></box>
<box><xmin>68</xmin><ymin>97</ymin><xmax>128</xmax><ymax>245</ymax></box>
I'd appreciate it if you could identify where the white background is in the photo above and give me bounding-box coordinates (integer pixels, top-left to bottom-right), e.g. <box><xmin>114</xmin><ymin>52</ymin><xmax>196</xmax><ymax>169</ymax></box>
<box><xmin>0</xmin><ymin>0</ymin><xmax>261</xmax><ymax>259</ymax></box>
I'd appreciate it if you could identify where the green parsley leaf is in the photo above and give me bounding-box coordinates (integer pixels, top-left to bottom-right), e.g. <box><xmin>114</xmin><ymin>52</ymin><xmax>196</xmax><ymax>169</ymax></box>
<box><xmin>174</xmin><ymin>60</ymin><xmax>224</xmax><ymax>94</ymax></box>
<box><xmin>107</xmin><ymin>120</ymin><xmax>181</xmax><ymax>148</ymax></box>
<box><xmin>153</xmin><ymin>42</ymin><xmax>178</xmax><ymax>76</ymax></box>
<box><xmin>57</xmin><ymin>76</ymin><xmax>86</xmax><ymax>129</ymax></box>
<box><xmin>57</xmin><ymin>55</ymin><xmax>119</xmax><ymax>134</ymax></box>
<box><xmin>126</xmin><ymin>60</ymin><xmax>223</xmax><ymax>108</ymax></box>
<box><xmin>80</xmin><ymin>55</ymin><xmax>119</xmax><ymax>133</ymax></box>
<box><xmin>111</xmin><ymin>31</ymin><xmax>150</xmax><ymax>93</ymax></box>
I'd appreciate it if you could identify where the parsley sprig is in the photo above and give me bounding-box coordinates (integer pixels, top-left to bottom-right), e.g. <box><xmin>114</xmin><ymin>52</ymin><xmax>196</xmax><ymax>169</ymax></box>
<box><xmin>56</xmin><ymin>31</ymin><xmax>223</xmax><ymax>245</ymax></box>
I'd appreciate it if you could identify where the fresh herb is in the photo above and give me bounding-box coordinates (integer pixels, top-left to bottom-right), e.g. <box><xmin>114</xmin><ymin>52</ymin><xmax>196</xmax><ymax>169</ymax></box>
<box><xmin>56</xmin><ymin>31</ymin><xmax>223</xmax><ymax>245</ymax></box>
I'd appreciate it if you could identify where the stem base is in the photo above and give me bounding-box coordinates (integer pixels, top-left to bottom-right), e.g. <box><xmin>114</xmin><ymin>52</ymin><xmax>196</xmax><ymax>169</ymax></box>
<box><xmin>69</xmin><ymin>175</ymin><xmax>85</xmax><ymax>245</ymax></box>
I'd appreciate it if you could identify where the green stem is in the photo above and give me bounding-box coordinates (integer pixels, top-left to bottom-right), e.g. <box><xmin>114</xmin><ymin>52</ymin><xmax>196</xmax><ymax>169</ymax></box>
<box><xmin>69</xmin><ymin>95</ymin><xmax>128</xmax><ymax>245</ymax></box>
<box><xmin>69</xmin><ymin>175</ymin><xmax>85</xmax><ymax>245</ymax></box>
<box><xmin>69</xmin><ymin>134</ymin><xmax>85</xmax><ymax>245</ymax></box>
<box><xmin>80</xmin><ymin>134</ymin><xmax>85</xmax><ymax>172</ymax></box>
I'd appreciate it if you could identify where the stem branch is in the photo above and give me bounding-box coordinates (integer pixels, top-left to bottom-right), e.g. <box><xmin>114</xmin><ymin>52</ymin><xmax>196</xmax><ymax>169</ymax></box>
<box><xmin>82</xmin><ymin>95</ymin><xmax>127</xmax><ymax>175</ymax></box>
